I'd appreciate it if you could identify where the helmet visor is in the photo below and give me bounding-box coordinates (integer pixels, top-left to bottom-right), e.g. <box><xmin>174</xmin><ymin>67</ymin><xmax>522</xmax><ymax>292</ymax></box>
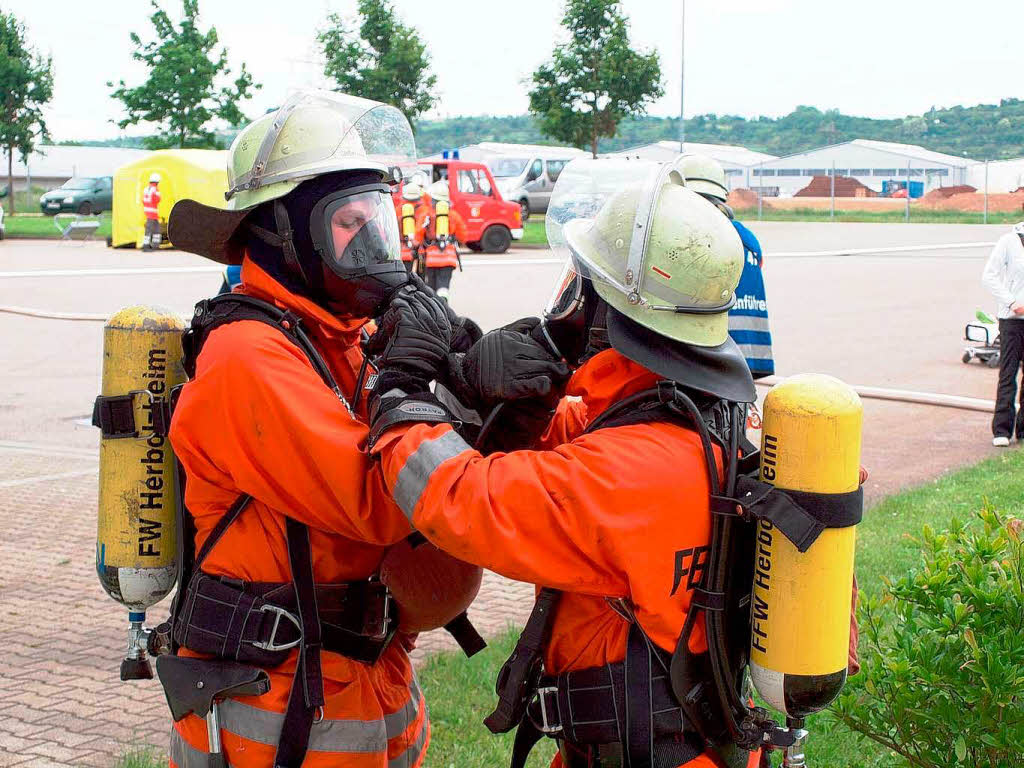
<box><xmin>544</xmin><ymin>257</ymin><xmax>584</xmax><ymax>321</ymax></box>
<box><xmin>314</xmin><ymin>186</ymin><xmax>402</xmax><ymax>273</ymax></box>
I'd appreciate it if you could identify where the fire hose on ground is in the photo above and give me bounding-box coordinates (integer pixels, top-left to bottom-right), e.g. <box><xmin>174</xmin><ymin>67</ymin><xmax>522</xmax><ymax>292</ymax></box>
<box><xmin>0</xmin><ymin>306</ymin><xmax>997</xmax><ymax>413</ymax></box>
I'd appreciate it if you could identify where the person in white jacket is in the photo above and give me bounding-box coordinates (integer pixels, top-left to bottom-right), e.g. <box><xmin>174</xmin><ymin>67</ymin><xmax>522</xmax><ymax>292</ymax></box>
<box><xmin>982</xmin><ymin>222</ymin><xmax>1024</xmax><ymax>446</ymax></box>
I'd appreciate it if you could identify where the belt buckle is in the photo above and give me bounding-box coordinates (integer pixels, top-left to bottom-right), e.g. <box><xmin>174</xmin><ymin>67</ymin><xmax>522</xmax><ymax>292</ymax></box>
<box><xmin>251</xmin><ymin>604</ymin><xmax>302</xmax><ymax>652</ymax></box>
<box><xmin>528</xmin><ymin>685</ymin><xmax>563</xmax><ymax>735</ymax></box>
<box><xmin>367</xmin><ymin>589</ymin><xmax>394</xmax><ymax>641</ymax></box>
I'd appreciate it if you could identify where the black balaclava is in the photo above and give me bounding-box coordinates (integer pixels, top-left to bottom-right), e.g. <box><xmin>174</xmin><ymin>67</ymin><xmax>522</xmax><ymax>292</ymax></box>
<box><xmin>244</xmin><ymin>170</ymin><xmax>409</xmax><ymax>318</ymax></box>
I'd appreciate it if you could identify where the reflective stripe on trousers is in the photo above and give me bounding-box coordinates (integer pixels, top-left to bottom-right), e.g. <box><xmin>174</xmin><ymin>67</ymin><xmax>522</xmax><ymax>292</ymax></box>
<box><xmin>392</xmin><ymin>430</ymin><xmax>472</xmax><ymax>519</ymax></box>
<box><xmin>168</xmin><ymin>673</ymin><xmax>427</xmax><ymax>767</ymax></box>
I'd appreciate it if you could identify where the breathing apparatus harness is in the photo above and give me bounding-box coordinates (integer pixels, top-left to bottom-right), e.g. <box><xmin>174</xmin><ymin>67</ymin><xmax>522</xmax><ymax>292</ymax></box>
<box><xmin>97</xmin><ymin>291</ymin><xmax>483</xmax><ymax>768</ymax></box>
<box><xmin>483</xmin><ymin>375</ymin><xmax>863</xmax><ymax>768</ymax></box>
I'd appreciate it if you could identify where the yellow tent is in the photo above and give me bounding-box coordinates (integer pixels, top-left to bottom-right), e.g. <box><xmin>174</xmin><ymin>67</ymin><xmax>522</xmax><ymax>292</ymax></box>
<box><xmin>111</xmin><ymin>149</ymin><xmax>228</xmax><ymax>249</ymax></box>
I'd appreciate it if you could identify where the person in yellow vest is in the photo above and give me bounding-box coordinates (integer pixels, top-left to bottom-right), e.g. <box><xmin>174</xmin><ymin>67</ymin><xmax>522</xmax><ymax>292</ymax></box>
<box><xmin>141</xmin><ymin>173</ymin><xmax>162</xmax><ymax>251</ymax></box>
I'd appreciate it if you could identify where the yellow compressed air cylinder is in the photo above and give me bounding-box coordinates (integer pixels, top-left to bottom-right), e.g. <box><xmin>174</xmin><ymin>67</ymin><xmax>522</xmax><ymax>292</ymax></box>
<box><xmin>96</xmin><ymin>306</ymin><xmax>186</xmax><ymax>612</ymax></box>
<box><xmin>435</xmin><ymin>199</ymin><xmax>450</xmax><ymax>238</ymax></box>
<box><xmin>750</xmin><ymin>373</ymin><xmax>861</xmax><ymax>718</ymax></box>
<box><xmin>402</xmin><ymin>202</ymin><xmax>416</xmax><ymax>239</ymax></box>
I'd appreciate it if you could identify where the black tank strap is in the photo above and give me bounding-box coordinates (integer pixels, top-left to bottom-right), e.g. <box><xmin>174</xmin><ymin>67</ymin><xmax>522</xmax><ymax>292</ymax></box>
<box><xmin>184</xmin><ymin>293</ymin><xmax>349</xmax><ymax>408</ymax></box>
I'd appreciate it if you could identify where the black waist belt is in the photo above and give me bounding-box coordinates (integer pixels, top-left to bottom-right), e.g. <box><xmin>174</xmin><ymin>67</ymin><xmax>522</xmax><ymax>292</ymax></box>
<box><xmin>508</xmin><ymin>623</ymin><xmax>703</xmax><ymax>768</ymax></box>
<box><xmin>173</xmin><ymin>572</ymin><xmax>396</xmax><ymax>667</ymax></box>
<box><xmin>528</xmin><ymin>663</ymin><xmax>697</xmax><ymax>748</ymax></box>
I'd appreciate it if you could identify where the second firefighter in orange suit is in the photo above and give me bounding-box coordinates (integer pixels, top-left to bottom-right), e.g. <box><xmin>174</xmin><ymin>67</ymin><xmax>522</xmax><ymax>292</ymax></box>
<box><xmin>415</xmin><ymin>180</ymin><xmax>465</xmax><ymax>300</ymax></box>
<box><xmin>365</xmin><ymin>165</ymin><xmax>765</xmax><ymax>768</ymax></box>
<box><xmin>365</xmin><ymin>160</ymin><xmax>863</xmax><ymax>767</ymax></box>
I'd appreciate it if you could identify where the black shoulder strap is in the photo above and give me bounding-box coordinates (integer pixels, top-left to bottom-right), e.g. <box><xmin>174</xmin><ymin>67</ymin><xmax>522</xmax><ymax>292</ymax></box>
<box><xmin>183</xmin><ymin>294</ymin><xmax>347</xmax><ymax>406</ymax></box>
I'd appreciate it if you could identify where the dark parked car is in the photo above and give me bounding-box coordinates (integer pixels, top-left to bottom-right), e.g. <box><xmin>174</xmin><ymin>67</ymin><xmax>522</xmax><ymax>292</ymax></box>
<box><xmin>39</xmin><ymin>176</ymin><xmax>113</xmax><ymax>215</ymax></box>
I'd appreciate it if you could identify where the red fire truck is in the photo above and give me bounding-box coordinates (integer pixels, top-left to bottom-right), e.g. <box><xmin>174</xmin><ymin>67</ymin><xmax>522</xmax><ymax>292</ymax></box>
<box><xmin>403</xmin><ymin>159</ymin><xmax>523</xmax><ymax>253</ymax></box>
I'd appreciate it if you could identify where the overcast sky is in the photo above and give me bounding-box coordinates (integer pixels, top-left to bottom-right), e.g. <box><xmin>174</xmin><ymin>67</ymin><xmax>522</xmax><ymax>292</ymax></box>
<box><xmin>6</xmin><ymin>0</ymin><xmax>1024</xmax><ymax>142</ymax></box>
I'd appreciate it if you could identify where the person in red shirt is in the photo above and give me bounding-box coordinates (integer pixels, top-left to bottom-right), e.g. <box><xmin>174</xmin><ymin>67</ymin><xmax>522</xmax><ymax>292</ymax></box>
<box><xmin>141</xmin><ymin>172</ymin><xmax>161</xmax><ymax>251</ymax></box>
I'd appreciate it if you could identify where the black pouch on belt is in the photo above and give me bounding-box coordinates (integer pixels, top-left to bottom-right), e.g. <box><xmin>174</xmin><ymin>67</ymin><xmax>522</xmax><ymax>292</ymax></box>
<box><xmin>173</xmin><ymin>573</ymin><xmax>396</xmax><ymax>667</ymax></box>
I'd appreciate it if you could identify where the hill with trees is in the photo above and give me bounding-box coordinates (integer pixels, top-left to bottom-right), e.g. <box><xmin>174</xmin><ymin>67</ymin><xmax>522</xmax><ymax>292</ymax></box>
<box><xmin>68</xmin><ymin>100</ymin><xmax>1024</xmax><ymax>161</ymax></box>
<box><xmin>413</xmin><ymin>100</ymin><xmax>1024</xmax><ymax>160</ymax></box>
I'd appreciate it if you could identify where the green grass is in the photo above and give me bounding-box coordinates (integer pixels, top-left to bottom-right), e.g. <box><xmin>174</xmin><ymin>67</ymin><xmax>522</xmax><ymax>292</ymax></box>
<box><xmin>115</xmin><ymin>745</ymin><xmax>162</xmax><ymax>768</ymax></box>
<box><xmin>733</xmin><ymin>206</ymin><xmax>1024</xmax><ymax>225</ymax></box>
<box><xmin>518</xmin><ymin>218</ymin><xmax>547</xmax><ymax>246</ymax></box>
<box><xmin>417</xmin><ymin>447</ymin><xmax>1024</xmax><ymax>768</ymax></box>
<box><xmin>3</xmin><ymin>211</ymin><xmax>111</xmax><ymax>239</ymax></box>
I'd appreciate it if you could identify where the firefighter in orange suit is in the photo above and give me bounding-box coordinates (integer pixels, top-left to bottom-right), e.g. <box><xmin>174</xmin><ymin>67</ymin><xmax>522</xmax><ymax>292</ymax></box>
<box><xmin>161</xmin><ymin>90</ymin><xmax>480</xmax><ymax>768</ymax></box>
<box><xmin>363</xmin><ymin>160</ymin><xmax>777</xmax><ymax>768</ymax></box>
<box><xmin>414</xmin><ymin>180</ymin><xmax>465</xmax><ymax>300</ymax></box>
<box><xmin>141</xmin><ymin>172</ymin><xmax>162</xmax><ymax>251</ymax></box>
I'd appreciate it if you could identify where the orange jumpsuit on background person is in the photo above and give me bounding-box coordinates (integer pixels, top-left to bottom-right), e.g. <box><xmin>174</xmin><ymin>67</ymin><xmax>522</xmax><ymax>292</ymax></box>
<box><xmin>168</xmin><ymin>257</ymin><xmax>428</xmax><ymax>768</ymax></box>
<box><xmin>372</xmin><ymin>348</ymin><xmax>758</xmax><ymax>768</ymax></box>
<box><xmin>395</xmin><ymin>194</ymin><xmax>425</xmax><ymax>268</ymax></box>
<box><xmin>414</xmin><ymin>199</ymin><xmax>465</xmax><ymax>270</ymax></box>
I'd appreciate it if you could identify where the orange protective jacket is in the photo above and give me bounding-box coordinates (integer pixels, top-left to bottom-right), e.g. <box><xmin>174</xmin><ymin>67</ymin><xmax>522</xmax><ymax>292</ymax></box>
<box><xmin>414</xmin><ymin>201</ymin><xmax>464</xmax><ymax>269</ymax></box>
<box><xmin>373</xmin><ymin>349</ymin><xmax>755</xmax><ymax>768</ymax></box>
<box><xmin>168</xmin><ymin>258</ymin><xmax>428</xmax><ymax>768</ymax></box>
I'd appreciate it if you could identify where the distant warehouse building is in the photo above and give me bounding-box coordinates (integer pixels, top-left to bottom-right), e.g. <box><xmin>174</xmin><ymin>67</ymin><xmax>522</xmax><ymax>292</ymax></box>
<box><xmin>609</xmin><ymin>141</ymin><xmax>777</xmax><ymax>190</ymax></box>
<box><xmin>966</xmin><ymin>157</ymin><xmax>1024</xmax><ymax>194</ymax></box>
<box><xmin>2</xmin><ymin>145</ymin><xmax>149</xmax><ymax>191</ymax></box>
<box><xmin>751</xmin><ymin>139</ymin><xmax>972</xmax><ymax>197</ymax></box>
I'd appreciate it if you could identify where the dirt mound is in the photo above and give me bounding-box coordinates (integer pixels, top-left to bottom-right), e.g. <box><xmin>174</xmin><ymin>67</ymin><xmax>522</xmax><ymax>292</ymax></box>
<box><xmin>917</xmin><ymin>191</ymin><xmax>1024</xmax><ymax>212</ymax></box>
<box><xmin>921</xmin><ymin>185</ymin><xmax>976</xmax><ymax>202</ymax></box>
<box><xmin>795</xmin><ymin>175</ymin><xmax>877</xmax><ymax>198</ymax></box>
<box><xmin>727</xmin><ymin>188</ymin><xmax>759</xmax><ymax>209</ymax></box>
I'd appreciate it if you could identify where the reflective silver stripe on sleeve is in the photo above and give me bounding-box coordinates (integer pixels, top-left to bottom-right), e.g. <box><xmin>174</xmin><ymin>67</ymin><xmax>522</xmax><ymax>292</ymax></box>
<box><xmin>170</xmin><ymin>728</ymin><xmax>236</xmax><ymax>768</ymax></box>
<box><xmin>728</xmin><ymin>315</ymin><xmax>772</xmax><ymax>331</ymax></box>
<box><xmin>392</xmin><ymin>430</ymin><xmax>473</xmax><ymax>520</ymax></box>
<box><xmin>388</xmin><ymin>713</ymin><xmax>429</xmax><ymax>768</ymax></box>
<box><xmin>218</xmin><ymin>699</ymin><xmax>387</xmax><ymax>753</ymax></box>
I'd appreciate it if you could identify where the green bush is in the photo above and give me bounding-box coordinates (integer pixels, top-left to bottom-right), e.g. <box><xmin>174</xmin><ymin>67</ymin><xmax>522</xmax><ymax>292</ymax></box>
<box><xmin>833</xmin><ymin>506</ymin><xmax>1024</xmax><ymax>767</ymax></box>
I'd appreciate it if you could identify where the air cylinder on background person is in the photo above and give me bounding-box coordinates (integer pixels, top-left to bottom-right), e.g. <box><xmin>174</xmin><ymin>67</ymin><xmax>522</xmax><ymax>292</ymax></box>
<box><xmin>94</xmin><ymin>305</ymin><xmax>186</xmax><ymax>679</ymax></box>
<box><xmin>749</xmin><ymin>373</ymin><xmax>862</xmax><ymax>721</ymax></box>
<box><xmin>435</xmin><ymin>199</ymin><xmax>450</xmax><ymax>241</ymax></box>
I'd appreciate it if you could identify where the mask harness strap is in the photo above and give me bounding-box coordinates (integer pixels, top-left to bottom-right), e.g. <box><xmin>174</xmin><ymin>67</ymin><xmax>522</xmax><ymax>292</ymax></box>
<box><xmin>246</xmin><ymin>200</ymin><xmax>309</xmax><ymax>287</ymax></box>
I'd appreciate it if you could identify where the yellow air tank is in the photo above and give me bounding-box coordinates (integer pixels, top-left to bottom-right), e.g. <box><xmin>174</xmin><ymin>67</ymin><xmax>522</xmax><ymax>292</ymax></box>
<box><xmin>750</xmin><ymin>374</ymin><xmax>862</xmax><ymax>720</ymax></box>
<box><xmin>94</xmin><ymin>306</ymin><xmax>186</xmax><ymax>678</ymax></box>
<box><xmin>402</xmin><ymin>202</ymin><xmax>416</xmax><ymax>239</ymax></box>
<box><xmin>435</xmin><ymin>199</ymin><xmax>450</xmax><ymax>239</ymax></box>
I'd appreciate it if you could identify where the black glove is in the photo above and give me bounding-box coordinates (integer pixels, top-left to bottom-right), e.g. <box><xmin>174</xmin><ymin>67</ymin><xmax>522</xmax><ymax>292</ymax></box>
<box><xmin>450</xmin><ymin>315</ymin><xmax>483</xmax><ymax>354</ymax></box>
<box><xmin>365</xmin><ymin>285</ymin><xmax>452</xmax><ymax>378</ymax></box>
<box><xmin>449</xmin><ymin>325</ymin><xmax>570</xmax><ymax>410</ymax></box>
<box><xmin>407</xmin><ymin>271</ymin><xmax>482</xmax><ymax>354</ymax></box>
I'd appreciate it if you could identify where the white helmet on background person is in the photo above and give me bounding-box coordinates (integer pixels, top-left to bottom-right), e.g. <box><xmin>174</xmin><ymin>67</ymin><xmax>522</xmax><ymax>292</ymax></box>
<box><xmin>149</xmin><ymin>173</ymin><xmax>161</xmax><ymax>184</ymax></box>
<box><xmin>402</xmin><ymin>183</ymin><xmax>424</xmax><ymax>202</ymax></box>
<box><xmin>675</xmin><ymin>154</ymin><xmax>728</xmax><ymax>203</ymax></box>
<box><xmin>427</xmin><ymin>179</ymin><xmax>450</xmax><ymax>202</ymax></box>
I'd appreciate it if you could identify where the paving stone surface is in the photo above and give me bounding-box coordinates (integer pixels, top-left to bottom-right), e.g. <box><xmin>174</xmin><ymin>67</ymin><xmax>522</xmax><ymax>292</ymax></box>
<box><xmin>0</xmin><ymin>448</ymin><xmax>534</xmax><ymax>766</ymax></box>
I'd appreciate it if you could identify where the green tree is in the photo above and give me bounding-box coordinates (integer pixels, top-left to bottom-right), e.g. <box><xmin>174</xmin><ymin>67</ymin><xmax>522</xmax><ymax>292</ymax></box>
<box><xmin>529</xmin><ymin>0</ymin><xmax>662</xmax><ymax>157</ymax></box>
<box><xmin>0</xmin><ymin>12</ymin><xmax>53</xmax><ymax>214</ymax></box>
<box><xmin>109</xmin><ymin>0</ymin><xmax>259</xmax><ymax>149</ymax></box>
<box><xmin>318</xmin><ymin>0</ymin><xmax>436</xmax><ymax>126</ymax></box>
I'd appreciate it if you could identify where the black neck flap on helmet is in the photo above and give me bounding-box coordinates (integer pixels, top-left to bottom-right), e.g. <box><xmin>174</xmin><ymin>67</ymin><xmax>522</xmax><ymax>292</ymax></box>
<box><xmin>244</xmin><ymin>170</ymin><xmax>410</xmax><ymax>318</ymax></box>
<box><xmin>606</xmin><ymin>307</ymin><xmax>756</xmax><ymax>403</ymax></box>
